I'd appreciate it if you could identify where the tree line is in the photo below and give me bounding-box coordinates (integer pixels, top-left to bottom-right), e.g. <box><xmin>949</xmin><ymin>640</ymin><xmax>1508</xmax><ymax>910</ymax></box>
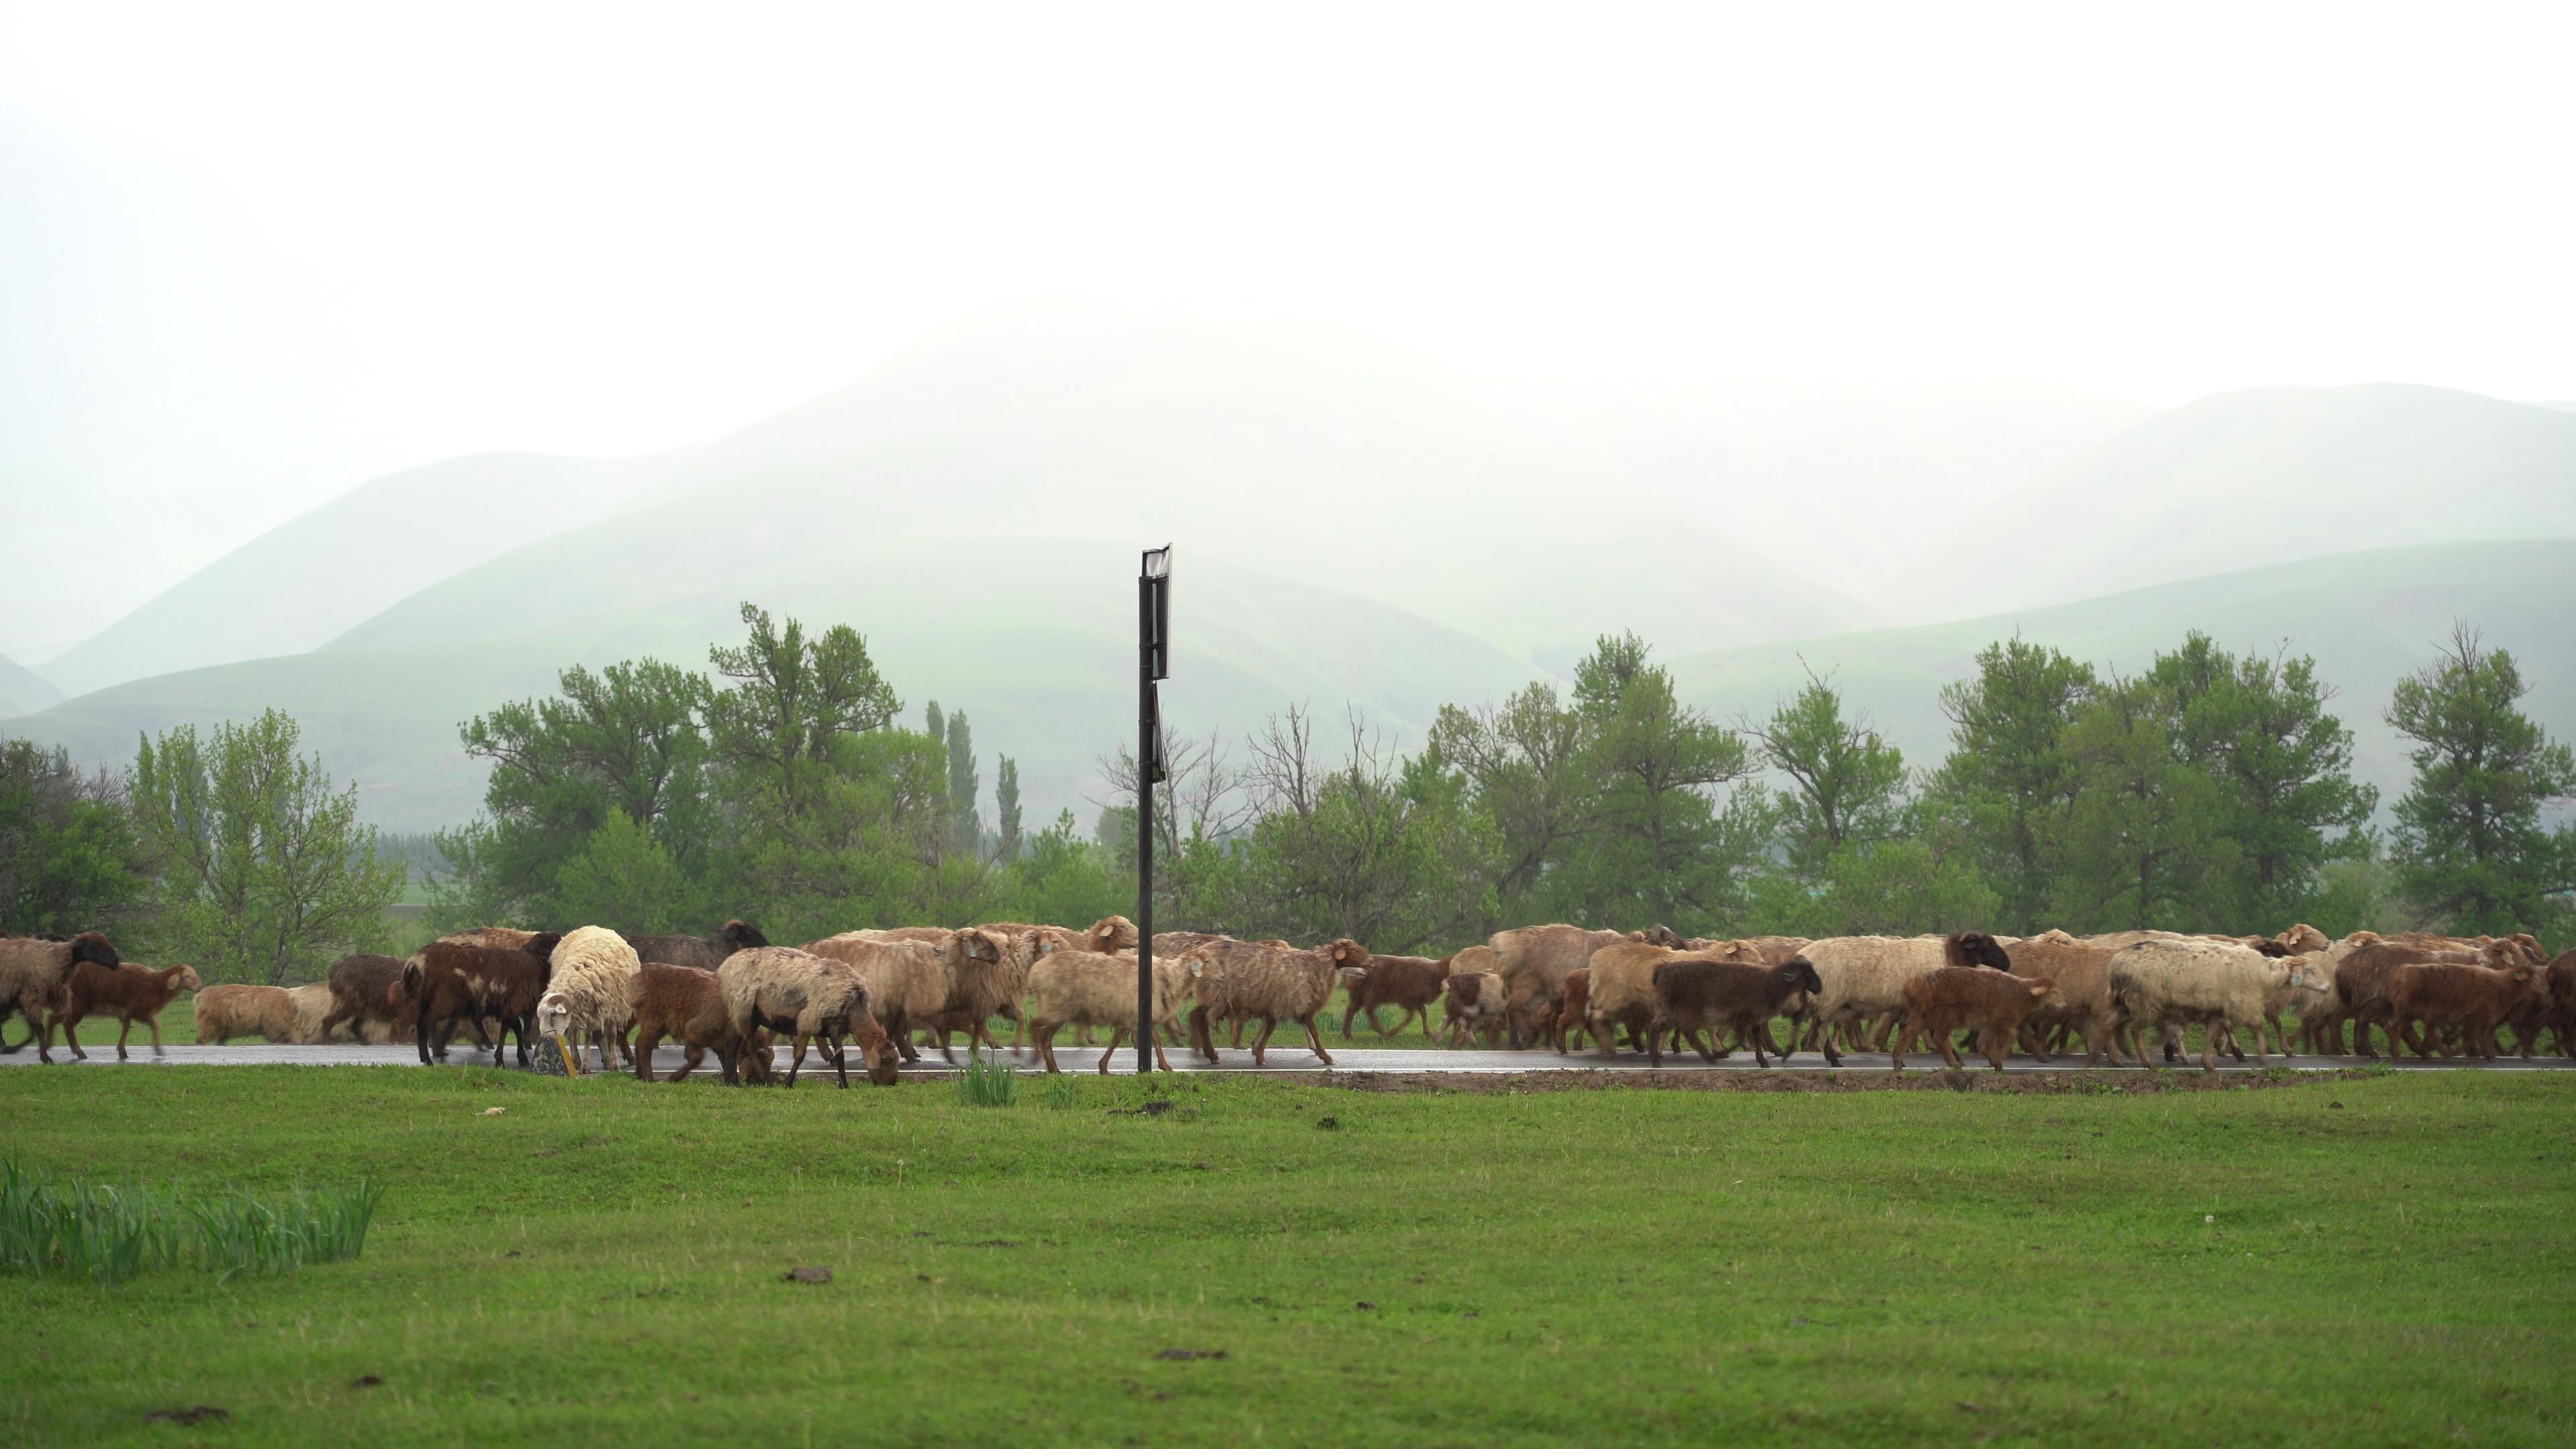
<box><xmin>3</xmin><ymin>607</ymin><xmax>2569</xmax><ymax>982</ymax></box>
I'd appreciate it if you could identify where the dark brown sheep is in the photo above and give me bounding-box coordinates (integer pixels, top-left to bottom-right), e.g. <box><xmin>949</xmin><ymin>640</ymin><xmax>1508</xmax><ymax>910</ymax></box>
<box><xmin>2334</xmin><ymin>941</ymin><xmax>2485</xmax><ymax>1059</ymax></box>
<box><xmin>1338</xmin><ymin>953</ymin><xmax>1450</xmax><ymax>1039</ymax></box>
<box><xmin>2387</xmin><ymin>961</ymin><xmax>2544</xmax><ymax>1062</ymax></box>
<box><xmin>0</xmin><ymin>930</ymin><xmax>117</xmax><ymax>1062</ymax></box>
<box><xmin>317</xmin><ymin>953</ymin><xmax>415</xmax><ymax>1043</ymax></box>
<box><xmin>627</xmin><ymin>920</ymin><xmax>769</xmax><ymax>973</ymax></box>
<box><xmin>56</xmin><ymin>961</ymin><xmax>203</xmax><ymax>1061</ymax></box>
<box><xmin>1891</xmin><ymin>968</ymin><xmax>2055</xmax><ymax>1072</ymax></box>
<box><xmin>405</xmin><ymin>932</ymin><xmax>560</xmax><ymax>1067</ymax></box>
<box><xmin>1648</xmin><ymin>956</ymin><xmax>1822</xmax><ymax>1067</ymax></box>
<box><xmin>2549</xmin><ymin>951</ymin><xmax>2576</xmax><ymax>1059</ymax></box>
<box><xmin>627</xmin><ymin>963</ymin><xmax>773</xmax><ymax>1083</ymax></box>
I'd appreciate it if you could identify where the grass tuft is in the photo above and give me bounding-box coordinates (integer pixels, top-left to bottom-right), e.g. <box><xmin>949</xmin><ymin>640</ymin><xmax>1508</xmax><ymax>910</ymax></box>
<box><xmin>955</xmin><ymin>1052</ymin><xmax>1018</xmax><ymax>1108</ymax></box>
<box><xmin>1</xmin><ymin>1157</ymin><xmax>379</xmax><ymax>1286</ymax></box>
<box><xmin>1044</xmin><ymin>1074</ymin><xmax>1081</xmax><ymax>1110</ymax></box>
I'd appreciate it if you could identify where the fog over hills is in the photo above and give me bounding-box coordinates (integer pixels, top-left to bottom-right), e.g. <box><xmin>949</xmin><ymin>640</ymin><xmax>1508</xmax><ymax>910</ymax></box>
<box><xmin>1944</xmin><ymin>384</ymin><xmax>2576</xmax><ymax>612</ymax></box>
<box><xmin>0</xmin><ymin>653</ymin><xmax>62</xmax><ymax>722</ymax></box>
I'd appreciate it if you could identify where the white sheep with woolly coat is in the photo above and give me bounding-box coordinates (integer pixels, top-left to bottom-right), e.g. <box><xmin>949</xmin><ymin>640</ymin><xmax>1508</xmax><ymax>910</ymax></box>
<box><xmin>1796</xmin><ymin>932</ymin><xmax>2012</xmax><ymax>1065</ymax></box>
<box><xmin>545</xmin><ymin>925</ymin><xmax>647</xmax><ymax>1069</ymax></box>
<box><xmin>2106</xmin><ymin>938</ymin><xmax>2326</xmax><ymax>1071</ymax></box>
<box><xmin>716</xmin><ymin>946</ymin><xmax>897</xmax><ymax>1087</ymax></box>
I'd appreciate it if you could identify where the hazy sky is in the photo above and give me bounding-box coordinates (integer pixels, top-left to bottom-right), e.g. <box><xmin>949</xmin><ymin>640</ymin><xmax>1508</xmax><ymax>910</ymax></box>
<box><xmin>5</xmin><ymin>1</ymin><xmax>2573</xmax><ymax>657</ymax></box>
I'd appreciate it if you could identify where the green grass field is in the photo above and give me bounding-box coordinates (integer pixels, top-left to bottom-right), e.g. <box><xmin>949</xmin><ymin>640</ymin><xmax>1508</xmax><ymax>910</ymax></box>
<box><xmin>5</xmin><ymin>1066</ymin><xmax>2570</xmax><ymax>1447</ymax></box>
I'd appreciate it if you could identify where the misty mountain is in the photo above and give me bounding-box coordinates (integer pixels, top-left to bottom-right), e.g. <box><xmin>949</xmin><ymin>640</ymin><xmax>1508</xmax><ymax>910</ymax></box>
<box><xmin>0</xmin><ymin>653</ymin><xmax>62</xmax><ymax>721</ymax></box>
<box><xmin>1944</xmin><ymin>384</ymin><xmax>2576</xmax><ymax>613</ymax></box>
<box><xmin>36</xmin><ymin>449</ymin><xmax>688</xmax><ymax>698</ymax></box>
<box><xmin>1671</xmin><ymin>538</ymin><xmax>2576</xmax><ymax>808</ymax></box>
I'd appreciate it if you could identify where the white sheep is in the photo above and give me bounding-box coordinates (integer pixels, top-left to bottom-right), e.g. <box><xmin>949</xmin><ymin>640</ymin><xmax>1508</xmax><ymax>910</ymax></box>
<box><xmin>2106</xmin><ymin>938</ymin><xmax>2326</xmax><ymax>1071</ymax></box>
<box><xmin>546</xmin><ymin>925</ymin><xmax>647</xmax><ymax>1069</ymax></box>
<box><xmin>1797</xmin><ymin>932</ymin><xmax>2012</xmax><ymax>1065</ymax></box>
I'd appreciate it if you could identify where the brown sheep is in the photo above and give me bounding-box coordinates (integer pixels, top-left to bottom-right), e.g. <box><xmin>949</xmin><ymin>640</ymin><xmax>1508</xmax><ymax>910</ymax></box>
<box><xmin>1891</xmin><ymin>969</ymin><xmax>2055</xmax><ymax>1072</ymax></box>
<box><xmin>56</xmin><ymin>961</ymin><xmax>203</xmax><ymax>1060</ymax></box>
<box><xmin>316</xmin><ymin>953</ymin><xmax>415</xmax><ymax>1043</ymax></box>
<box><xmin>1549</xmin><ymin>967</ymin><xmax>1593</xmax><ymax>1054</ymax></box>
<box><xmin>1488</xmin><ymin>924</ymin><xmax>1627</xmax><ymax>1047</ymax></box>
<box><xmin>1649</xmin><ymin>956</ymin><xmax>1823</xmax><ymax>1067</ymax></box>
<box><xmin>1440</xmin><ymin>969</ymin><xmax>1509</xmax><ymax>1047</ymax></box>
<box><xmin>2332</xmin><ymin>939</ymin><xmax>2490</xmax><ymax>1059</ymax></box>
<box><xmin>1338</xmin><ymin>953</ymin><xmax>1450</xmax><ymax>1039</ymax></box>
<box><xmin>0</xmin><ymin>930</ymin><xmax>118</xmax><ymax>1063</ymax></box>
<box><xmin>2387</xmin><ymin>961</ymin><xmax>2545</xmax><ymax>1062</ymax></box>
<box><xmin>627</xmin><ymin>963</ymin><xmax>774</xmax><ymax>1083</ymax></box>
<box><xmin>1186</xmin><ymin>938</ymin><xmax>1366</xmax><ymax>1065</ymax></box>
<box><xmin>193</xmin><ymin>983</ymin><xmax>294</xmax><ymax>1044</ymax></box>
<box><xmin>405</xmin><ymin>932</ymin><xmax>560</xmax><ymax>1067</ymax></box>
<box><xmin>2004</xmin><ymin>936</ymin><xmax>2121</xmax><ymax>1066</ymax></box>
<box><xmin>627</xmin><ymin>920</ymin><xmax>769</xmax><ymax>972</ymax></box>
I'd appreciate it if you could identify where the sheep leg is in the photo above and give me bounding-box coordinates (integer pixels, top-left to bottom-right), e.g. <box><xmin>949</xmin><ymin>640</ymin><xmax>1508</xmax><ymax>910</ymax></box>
<box><xmin>1187</xmin><ymin>1004</ymin><xmax>1217</xmax><ymax>1064</ymax></box>
<box><xmin>786</xmin><ymin>1033</ymin><xmax>807</xmax><ymax>1087</ymax></box>
<box><xmin>61</xmin><ymin>1014</ymin><xmax>87</xmax><ymax>1061</ymax></box>
<box><xmin>147</xmin><ymin>1015</ymin><xmax>166</xmax><ymax>1057</ymax></box>
<box><xmin>1888</xmin><ymin>1019</ymin><xmax>1913</xmax><ymax>1073</ymax></box>
<box><xmin>114</xmin><ymin>1018</ymin><xmax>133</xmax><ymax>1061</ymax></box>
<box><xmin>1248</xmin><ymin>1018</ymin><xmax>1275</xmax><ymax>1065</ymax></box>
<box><xmin>1297</xmin><ymin>1015</ymin><xmax>1334</xmax><ymax>1066</ymax></box>
<box><xmin>1100</xmin><ymin>1024</ymin><xmax>1126</xmax><ymax>1074</ymax></box>
<box><xmin>1230</xmin><ymin>1018</ymin><xmax>1248</xmax><ymax>1049</ymax></box>
<box><xmin>635</xmin><ymin>1026</ymin><xmax>665</xmax><ymax>1081</ymax></box>
<box><xmin>1933</xmin><ymin>1021</ymin><xmax>1968</xmax><ymax>1071</ymax></box>
<box><xmin>826</xmin><ymin>1032</ymin><xmax>849</xmax><ymax>1089</ymax></box>
<box><xmin>1034</xmin><ymin>1020</ymin><xmax>1061</xmax><ymax>1074</ymax></box>
<box><xmin>1339</xmin><ymin>1001</ymin><xmax>1357</xmax><ymax>1040</ymax></box>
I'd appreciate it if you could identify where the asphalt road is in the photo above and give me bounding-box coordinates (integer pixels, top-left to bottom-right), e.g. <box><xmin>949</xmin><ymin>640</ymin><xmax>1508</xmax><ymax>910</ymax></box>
<box><xmin>6</xmin><ymin>1042</ymin><xmax>2570</xmax><ymax>1075</ymax></box>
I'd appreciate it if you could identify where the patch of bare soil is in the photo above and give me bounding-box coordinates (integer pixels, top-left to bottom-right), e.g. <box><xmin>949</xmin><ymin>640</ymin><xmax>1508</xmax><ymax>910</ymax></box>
<box><xmin>1312</xmin><ymin>1067</ymin><xmax>2385</xmax><ymax>1096</ymax></box>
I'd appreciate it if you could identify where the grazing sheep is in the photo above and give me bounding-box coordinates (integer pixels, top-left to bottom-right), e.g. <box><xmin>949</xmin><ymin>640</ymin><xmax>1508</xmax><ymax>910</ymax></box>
<box><xmin>627</xmin><ymin>920</ymin><xmax>769</xmax><ymax>972</ymax></box>
<box><xmin>2386</xmin><ymin>961</ymin><xmax>2546</xmax><ymax>1063</ymax></box>
<box><xmin>1440</xmin><ymin>969</ymin><xmax>1510</xmax><ymax>1048</ymax></box>
<box><xmin>2004</xmin><ymin>936</ymin><xmax>2122</xmax><ymax>1066</ymax></box>
<box><xmin>625</xmin><ymin>964</ymin><xmax>775</xmax><ymax>1083</ymax></box>
<box><xmin>1649</xmin><ymin>956</ymin><xmax>1822</xmax><ymax>1067</ymax></box>
<box><xmin>405</xmin><ymin>932</ymin><xmax>560</xmax><ymax>1067</ymax></box>
<box><xmin>1488</xmin><ymin>924</ymin><xmax>1627</xmax><ymax>1047</ymax></box>
<box><xmin>56</xmin><ymin>961</ymin><xmax>203</xmax><ymax>1060</ymax></box>
<box><xmin>1026</xmin><ymin>947</ymin><xmax>1196</xmax><ymax>1073</ymax></box>
<box><xmin>715</xmin><ymin>946</ymin><xmax>897</xmax><ymax>1087</ymax></box>
<box><xmin>0</xmin><ymin>931</ymin><xmax>118</xmax><ymax>1063</ymax></box>
<box><xmin>1338</xmin><ymin>953</ymin><xmax>1450</xmax><ymax>1039</ymax></box>
<box><xmin>194</xmin><ymin>983</ymin><xmax>294</xmax><ymax>1044</ymax></box>
<box><xmin>1186</xmin><ymin>938</ymin><xmax>1366</xmax><ymax>1066</ymax></box>
<box><xmin>2106</xmin><ymin>938</ymin><xmax>2324</xmax><ymax>1071</ymax></box>
<box><xmin>802</xmin><ymin>934</ymin><xmax>949</xmax><ymax>1063</ymax></box>
<box><xmin>317</xmin><ymin>953</ymin><xmax>415</xmax><ymax>1043</ymax></box>
<box><xmin>546</xmin><ymin>926</ymin><xmax>647</xmax><ymax>1070</ymax></box>
<box><xmin>1890</xmin><ymin>969</ymin><xmax>2055</xmax><ymax>1072</ymax></box>
<box><xmin>1796</xmin><ymin>933</ymin><xmax>2012</xmax><ymax>1066</ymax></box>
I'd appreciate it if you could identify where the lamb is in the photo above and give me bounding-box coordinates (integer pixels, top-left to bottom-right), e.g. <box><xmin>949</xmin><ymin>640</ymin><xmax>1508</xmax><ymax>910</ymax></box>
<box><xmin>627</xmin><ymin>920</ymin><xmax>768</xmax><ymax>972</ymax></box>
<box><xmin>2386</xmin><ymin>961</ymin><xmax>2546</xmax><ymax>1063</ymax></box>
<box><xmin>1025</xmin><ymin>947</ymin><xmax>1197</xmax><ymax>1073</ymax></box>
<box><xmin>623</xmin><ymin>963</ymin><xmax>775</xmax><ymax>1083</ymax></box>
<box><xmin>55</xmin><ymin>961</ymin><xmax>203</xmax><ymax>1060</ymax></box>
<box><xmin>1648</xmin><ymin>956</ymin><xmax>1823</xmax><ymax>1067</ymax></box>
<box><xmin>0</xmin><ymin>930</ymin><xmax>118</xmax><ymax>1063</ymax></box>
<box><xmin>1338</xmin><ymin>953</ymin><xmax>1450</xmax><ymax>1038</ymax></box>
<box><xmin>1580</xmin><ymin>941</ymin><xmax>1743</xmax><ymax>1059</ymax></box>
<box><xmin>2331</xmin><ymin>938</ymin><xmax>2491</xmax><ymax>1059</ymax></box>
<box><xmin>1796</xmin><ymin>932</ymin><xmax>2012</xmax><ymax>1066</ymax></box>
<box><xmin>405</xmin><ymin>932</ymin><xmax>560</xmax><ymax>1067</ymax></box>
<box><xmin>2004</xmin><ymin>935</ymin><xmax>2122</xmax><ymax>1066</ymax></box>
<box><xmin>715</xmin><ymin>946</ymin><xmax>898</xmax><ymax>1087</ymax></box>
<box><xmin>802</xmin><ymin>934</ymin><xmax>949</xmax><ymax>1063</ymax></box>
<box><xmin>545</xmin><ymin>925</ymin><xmax>647</xmax><ymax>1070</ymax></box>
<box><xmin>2106</xmin><ymin>938</ymin><xmax>2325</xmax><ymax>1071</ymax></box>
<box><xmin>1890</xmin><ymin>969</ymin><xmax>2055</xmax><ymax>1072</ymax></box>
<box><xmin>193</xmin><ymin>983</ymin><xmax>294</xmax><ymax>1044</ymax></box>
<box><xmin>1487</xmin><ymin>924</ymin><xmax>1627</xmax><ymax>1047</ymax></box>
<box><xmin>316</xmin><ymin>953</ymin><xmax>415</xmax><ymax>1044</ymax></box>
<box><xmin>1440</xmin><ymin>969</ymin><xmax>1510</xmax><ymax>1048</ymax></box>
<box><xmin>1186</xmin><ymin>938</ymin><xmax>1366</xmax><ymax>1065</ymax></box>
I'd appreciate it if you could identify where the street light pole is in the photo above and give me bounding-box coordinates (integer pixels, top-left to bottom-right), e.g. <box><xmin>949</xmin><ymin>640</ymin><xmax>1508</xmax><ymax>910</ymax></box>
<box><xmin>1137</xmin><ymin>545</ymin><xmax>1172</xmax><ymax>1075</ymax></box>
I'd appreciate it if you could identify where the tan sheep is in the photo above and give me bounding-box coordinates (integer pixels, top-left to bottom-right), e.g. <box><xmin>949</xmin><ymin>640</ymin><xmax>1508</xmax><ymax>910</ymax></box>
<box><xmin>1488</xmin><ymin>924</ymin><xmax>1627</xmax><ymax>1048</ymax></box>
<box><xmin>1440</xmin><ymin>969</ymin><xmax>1510</xmax><ymax>1048</ymax></box>
<box><xmin>716</xmin><ymin>946</ymin><xmax>898</xmax><ymax>1087</ymax></box>
<box><xmin>195</xmin><ymin>983</ymin><xmax>296</xmax><ymax>1044</ymax></box>
<box><xmin>2106</xmin><ymin>938</ymin><xmax>2326</xmax><ymax>1071</ymax></box>
<box><xmin>546</xmin><ymin>925</ymin><xmax>647</xmax><ymax>1070</ymax></box>
<box><xmin>1186</xmin><ymin>938</ymin><xmax>1366</xmax><ymax>1066</ymax></box>
<box><xmin>1579</xmin><ymin>941</ymin><xmax>1746</xmax><ymax>1059</ymax></box>
<box><xmin>0</xmin><ymin>931</ymin><xmax>118</xmax><ymax>1063</ymax></box>
<box><xmin>802</xmin><ymin>934</ymin><xmax>949</xmax><ymax>1064</ymax></box>
<box><xmin>2004</xmin><ymin>936</ymin><xmax>2122</xmax><ymax>1065</ymax></box>
<box><xmin>1796</xmin><ymin>932</ymin><xmax>2012</xmax><ymax>1066</ymax></box>
<box><xmin>1025</xmin><ymin>947</ymin><xmax>1196</xmax><ymax>1072</ymax></box>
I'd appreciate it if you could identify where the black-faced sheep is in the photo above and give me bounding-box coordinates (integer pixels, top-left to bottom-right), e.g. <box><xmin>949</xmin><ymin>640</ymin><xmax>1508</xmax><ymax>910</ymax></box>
<box><xmin>56</xmin><ymin>961</ymin><xmax>203</xmax><ymax>1060</ymax></box>
<box><xmin>627</xmin><ymin>920</ymin><xmax>769</xmax><ymax>972</ymax></box>
<box><xmin>1648</xmin><ymin>956</ymin><xmax>1822</xmax><ymax>1067</ymax></box>
<box><xmin>1796</xmin><ymin>932</ymin><xmax>2012</xmax><ymax>1065</ymax></box>
<box><xmin>0</xmin><ymin>930</ymin><xmax>117</xmax><ymax>1063</ymax></box>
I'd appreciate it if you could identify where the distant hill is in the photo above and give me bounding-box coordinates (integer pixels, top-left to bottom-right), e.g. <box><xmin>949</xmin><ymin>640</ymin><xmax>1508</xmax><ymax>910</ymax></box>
<box><xmin>1941</xmin><ymin>384</ymin><xmax>2576</xmax><ymax>613</ymax></box>
<box><xmin>0</xmin><ymin>653</ymin><xmax>62</xmax><ymax>721</ymax></box>
<box><xmin>7</xmin><ymin>548</ymin><xmax>1541</xmax><ymax>831</ymax></box>
<box><xmin>36</xmin><ymin>449</ymin><xmax>687</xmax><ymax>698</ymax></box>
<box><xmin>1670</xmin><ymin>538</ymin><xmax>2576</xmax><ymax>808</ymax></box>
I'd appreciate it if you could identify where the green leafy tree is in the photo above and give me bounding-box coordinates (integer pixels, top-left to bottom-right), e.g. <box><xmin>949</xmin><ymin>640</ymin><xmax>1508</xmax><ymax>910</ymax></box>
<box><xmin>995</xmin><ymin>755</ymin><xmax>1024</xmax><ymax>861</ymax></box>
<box><xmin>1806</xmin><ymin>836</ymin><xmax>2000</xmax><ymax>937</ymax></box>
<box><xmin>548</xmin><ymin>808</ymin><xmax>694</xmax><ymax>933</ymax></box>
<box><xmin>2047</xmin><ymin>674</ymin><xmax>2235</xmax><ymax>931</ymax></box>
<box><xmin>2384</xmin><ymin>626</ymin><xmax>2576</xmax><ymax>936</ymax></box>
<box><xmin>1426</xmin><ymin>681</ymin><xmax>1589</xmax><ymax>911</ymax></box>
<box><xmin>946</xmin><ymin>708</ymin><xmax>981</xmax><ymax>859</ymax></box>
<box><xmin>1929</xmin><ymin>637</ymin><xmax>2096</xmax><ymax>927</ymax></box>
<box><xmin>705</xmin><ymin>602</ymin><xmax>901</xmax><ymax>820</ymax></box>
<box><xmin>0</xmin><ymin>740</ymin><xmax>151</xmax><ymax>935</ymax></box>
<box><xmin>129</xmin><ymin>709</ymin><xmax>404</xmax><ymax>984</ymax></box>
<box><xmin>1748</xmin><ymin>667</ymin><xmax>1910</xmax><ymax>881</ymax></box>
<box><xmin>991</xmin><ymin>810</ymin><xmax>1130</xmax><ymax>927</ymax></box>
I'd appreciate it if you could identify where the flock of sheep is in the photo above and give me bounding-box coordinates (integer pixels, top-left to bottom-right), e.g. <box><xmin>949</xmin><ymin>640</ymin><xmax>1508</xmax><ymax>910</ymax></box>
<box><xmin>2</xmin><ymin>916</ymin><xmax>2570</xmax><ymax>1081</ymax></box>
